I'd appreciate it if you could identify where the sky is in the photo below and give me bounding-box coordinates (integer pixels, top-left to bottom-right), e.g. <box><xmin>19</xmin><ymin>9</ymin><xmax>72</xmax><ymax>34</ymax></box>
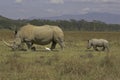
<box><xmin>0</xmin><ymin>0</ymin><xmax>120</xmax><ymax>19</ymax></box>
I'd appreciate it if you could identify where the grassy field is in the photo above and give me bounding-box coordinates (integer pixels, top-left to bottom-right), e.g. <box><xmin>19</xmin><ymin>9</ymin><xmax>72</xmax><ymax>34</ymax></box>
<box><xmin>0</xmin><ymin>30</ymin><xmax>120</xmax><ymax>80</ymax></box>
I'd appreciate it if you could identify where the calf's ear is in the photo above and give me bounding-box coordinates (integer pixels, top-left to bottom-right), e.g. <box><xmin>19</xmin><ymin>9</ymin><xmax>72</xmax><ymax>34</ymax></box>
<box><xmin>87</xmin><ymin>40</ymin><xmax>89</xmax><ymax>43</ymax></box>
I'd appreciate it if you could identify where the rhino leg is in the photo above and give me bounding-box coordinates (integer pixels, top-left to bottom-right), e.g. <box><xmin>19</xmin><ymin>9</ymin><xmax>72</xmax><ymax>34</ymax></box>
<box><xmin>58</xmin><ymin>40</ymin><xmax>64</xmax><ymax>50</ymax></box>
<box><xmin>50</xmin><ymin>41</ymin><xmax>57</xmax><ymax>50</ymax></box>
<box><xmin>93</xmin><ymin>45</ymin><xmax>99</xmax><ymax>51</ymax></box>
<box><xmin>104</xmin><ymin>45</ymin><xmax>109</xmax><ymax>52</ymax></box>
<box><xmin>95</xmin><ymin>48</ymin><xmax>99</xmax><ymax>51</ymax></box>
<box><xmin>52</xmin><ymin>37</ymin><xmax>64</xmax><ymax>50</ymax></box>
<box><xmin>102</xmin><ymin>46</ymin><xmax>105</xmax><ymax>51</ymax></box>
<box><xmin>25</xmin><ymin>41</ymin><xmax>34</xmax><ymax>50</ymax></box>
<box><xmin>31</xmin><ymin>46</ymin><xmax>36</xmax><ymax>51</ymax></box>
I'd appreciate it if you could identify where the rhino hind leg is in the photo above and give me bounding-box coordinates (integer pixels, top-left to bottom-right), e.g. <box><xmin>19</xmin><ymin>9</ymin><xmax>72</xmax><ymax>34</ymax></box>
<box><xmin>58</xmin><ymin>41</ymin><xmax>64</xmax><ymax>50</ymax></box>
<box><xmin>50</xmin><ymin>41</ymin><xmax>57</xmax><ymax>50</ymax></box>
<box><xmin>102</xmin><ymin>46</ymin><xmax>105</xmax><ymax>51</ymax></box>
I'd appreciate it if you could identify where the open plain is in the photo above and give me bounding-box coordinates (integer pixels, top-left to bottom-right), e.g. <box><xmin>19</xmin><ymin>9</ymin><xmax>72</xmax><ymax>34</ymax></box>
<box><xmin>0</xmin><ymin>29</ymin><xmax>120</xmax><ymax>80</ymax></box>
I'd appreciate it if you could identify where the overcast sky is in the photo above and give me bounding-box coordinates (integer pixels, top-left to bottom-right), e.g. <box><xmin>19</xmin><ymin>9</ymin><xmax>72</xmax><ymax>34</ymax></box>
<box><xmin>0</xmin><ymin>0</ymin><xmax>120</xmax><ymax>19</ymax></box>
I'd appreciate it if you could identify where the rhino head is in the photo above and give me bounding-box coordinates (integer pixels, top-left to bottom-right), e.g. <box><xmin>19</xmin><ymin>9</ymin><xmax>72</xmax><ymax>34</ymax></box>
<box><xmin>3</xmin><ymin>38</ymin><xmax>22</xmax><ymax>51</ymax></box>
<box><xmin>87</xmin><ymin>40</ymin><xmax>92</xmax><ymax>49</ymax></box>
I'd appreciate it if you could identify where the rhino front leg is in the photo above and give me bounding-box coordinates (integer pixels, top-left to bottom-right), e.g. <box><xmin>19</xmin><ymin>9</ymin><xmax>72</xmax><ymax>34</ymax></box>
<box><xmin>26</xmin><ymin>41</ymin><xmax>35</xmax><ymax>51</ymax></box>
<box><xmin>93</xmin><ymin>45</ymin><xmax>99</xmax><ymax>51</ymax></box>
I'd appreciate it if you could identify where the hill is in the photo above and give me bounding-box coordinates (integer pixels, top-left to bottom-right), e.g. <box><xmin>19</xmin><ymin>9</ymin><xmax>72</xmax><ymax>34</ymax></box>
<box><xmin>0</xmin><ymin>15</ymin><xmax>120</xmax><ymax>31</ymax></box>
<box><xmin>42</xmin><ymin>12</ymin><xmax>120</xmax><ymax>24</ymax></box>
<box><xmin>0</xmin><ymin>15</ymin><xmax>27</xmax><ymax>30</ymax></box>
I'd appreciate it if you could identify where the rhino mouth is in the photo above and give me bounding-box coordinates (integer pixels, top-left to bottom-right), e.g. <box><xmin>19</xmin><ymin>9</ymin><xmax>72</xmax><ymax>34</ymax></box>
<box><xmin>3</xmin><ymin>40</ymin><xmax>18</xmax><ymax>51</ymax></box>
<box><xmin>3</xmin><ymin>39</ymin><xmax>18</xmax><ymax>51</ymax></box>
<box><xmin>3</xmin><ymin>39</ymin><xmax>25</xmax><ymax>51</ymax></box>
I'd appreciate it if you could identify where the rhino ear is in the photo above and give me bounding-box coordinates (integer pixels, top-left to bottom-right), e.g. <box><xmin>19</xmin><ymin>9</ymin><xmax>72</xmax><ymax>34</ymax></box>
<box><xmin>14</xmin><ymin>28</ymin><xmax>18</xmax><ymax>37</ymax></box>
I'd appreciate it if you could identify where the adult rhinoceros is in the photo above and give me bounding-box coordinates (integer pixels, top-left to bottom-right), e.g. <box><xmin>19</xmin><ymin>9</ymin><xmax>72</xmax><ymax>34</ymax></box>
<box><xmin>87</xmin><ymin>39</ymin><xmax>109</xmax><ymax>52</ymax></box>
<box><xmin>4</xmin><ymin>24</ymin><xmax>65</xmax><ymax>51</ymax></box>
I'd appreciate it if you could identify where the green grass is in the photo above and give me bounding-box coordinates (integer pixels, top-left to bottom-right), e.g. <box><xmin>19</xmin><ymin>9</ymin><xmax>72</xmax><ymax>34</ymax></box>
<box><xmin>0</xmin><ymin>30</ymin><xmax>120</xmax><ymax>80</ymax></box>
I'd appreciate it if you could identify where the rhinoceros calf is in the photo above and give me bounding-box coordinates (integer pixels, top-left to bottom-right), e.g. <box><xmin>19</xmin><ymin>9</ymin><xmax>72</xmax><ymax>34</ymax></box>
<box><xmin>87</xmin><ymin>39</ymin><xmax>109</xmax><ymax>52</ymax></box>
<box><xmin>4</xmin><ymin>24</ymin><xmax>65</xmax><ymax>51</ymax></box>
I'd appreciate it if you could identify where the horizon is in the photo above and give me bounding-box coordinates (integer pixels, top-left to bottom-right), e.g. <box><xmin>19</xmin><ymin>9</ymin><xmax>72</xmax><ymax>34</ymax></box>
<box><xmin>1</xmin><ymin>12</ymin><xmax>120</xmax><ymax>24</ymax></box>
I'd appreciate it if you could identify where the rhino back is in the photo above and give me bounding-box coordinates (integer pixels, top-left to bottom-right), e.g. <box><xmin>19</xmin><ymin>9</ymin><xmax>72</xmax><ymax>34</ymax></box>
<box><xmin>92</xmin><ymin>39</ymin><xmax>108</xmax><ymax>46</ymax></box>
<box><xmin>99</xmin><ymin>39</ymin><xmax>108</xmax><ymax>43</ymax></box>
<box><xmin>17</xmin><ymin>24</ymin><xmax>54</xmax><ymax>44</ymax></box>
<box><xmin>91</xmin><ymin>39</ymin><xmax>103</xmax><ymax>45</ymax></box>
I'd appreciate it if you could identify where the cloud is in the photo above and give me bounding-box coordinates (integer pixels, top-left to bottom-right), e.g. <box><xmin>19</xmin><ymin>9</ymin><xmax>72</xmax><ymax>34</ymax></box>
<box><xmin>46</xmin><ymin>9</ymin><xmax>60</xmax><ymax>14</ymax></box>
<box><xmin>68</xmin><ymin>0</ymin><xmax>120</xmax><ymax>3</ymax></box>
<box><xmin>82</xmin><ymin>8</ymin><xmax>90</xmax><ymax>11</ymax></box>
<box><xmin>98</xmin><ymin>0</ymin><xmax>120</xmax><ymax>3</ymax></box>
<box><xmin>80</xmin><ymin>8</ymin><xmax>90</xmax><ymax>14</ymax></box>
<box><xmin>45</xmin><ymin>8</ymin><xmax>63</xmax><ymax>16</ymax></box>
<box><xmin>50</xmin><ymin>0</ymin><xmax>64</xmax><ymax>4</ymax></box>
<box><xmin>15</xmin><ymin>0</ymin><xmax>23</xmax><ymax>3</ymax></box>
<box><xmin>46</xmin><ymin>9</ymin><xmax>55</xmax><ymax>13</ymax></box>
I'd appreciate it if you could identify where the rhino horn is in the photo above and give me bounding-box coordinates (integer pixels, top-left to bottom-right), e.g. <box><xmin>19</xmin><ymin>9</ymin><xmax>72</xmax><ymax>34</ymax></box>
<box><xmin>3</xmin><ymin>39</ymin><xmax>13</xmax><ymax>47</ymax></box>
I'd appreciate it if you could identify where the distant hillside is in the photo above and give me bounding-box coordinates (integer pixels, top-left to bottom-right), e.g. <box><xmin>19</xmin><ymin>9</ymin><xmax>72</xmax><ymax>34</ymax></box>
<box><xmin>0</xmin><ymin>15</ymin><xmax>13</xmax><ymax>29</ymax></box>
<box><xmin>41</xmin><ymin>12</ymin><xmax>120</xmax><ymax>24</ymax></box>
<box><xmin>0</xmin><ymin>15</ymin><xmax>26</xmax><ymax>30</ymax></box>
<box><xmin>1</xmin><ymin>15</ymin><xmax>120</xmax><ymax>31</ymax></box>
<box><xmin>0</xmin><ymin>15</ymin><xmax>12</xmax><ymax>21</ymax></box>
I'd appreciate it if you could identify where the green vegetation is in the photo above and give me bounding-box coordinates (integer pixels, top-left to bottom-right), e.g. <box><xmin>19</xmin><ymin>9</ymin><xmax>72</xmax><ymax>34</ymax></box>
<box><xmin>0</xmin><ymin>15</ymin><xmax>120</xmax><ymax>31</ymax></box>
<box><xmin>0</xmin><ymin>30</ymin><xmax>120</xmax><ymax>80</ymax></box>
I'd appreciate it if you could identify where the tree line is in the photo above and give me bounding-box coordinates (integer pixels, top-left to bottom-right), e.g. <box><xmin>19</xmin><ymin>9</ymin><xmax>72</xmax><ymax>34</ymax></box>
<box><xmin>0</xmin><ymin>15</ymin><xmax>120</xmax><ymax>31</ymax></box>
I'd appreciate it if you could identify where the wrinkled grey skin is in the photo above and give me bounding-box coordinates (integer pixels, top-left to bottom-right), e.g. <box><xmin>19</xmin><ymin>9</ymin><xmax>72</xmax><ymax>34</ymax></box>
<box><xmin>4</xmin><ymin>24</ymin><xmax>65</xmax><ymax>51</ymax></box>
<box><xmin>87</xmin><ymin>39</ymin><xmax>109</xmax><ymax>52</ymax></box>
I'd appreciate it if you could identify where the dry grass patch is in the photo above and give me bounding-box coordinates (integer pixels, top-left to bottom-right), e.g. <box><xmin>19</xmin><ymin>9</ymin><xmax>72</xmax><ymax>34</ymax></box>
<box><xmin>0</xmin><ymin>30</ymin><xmax>120</xmax><ymax>80</ymax></box>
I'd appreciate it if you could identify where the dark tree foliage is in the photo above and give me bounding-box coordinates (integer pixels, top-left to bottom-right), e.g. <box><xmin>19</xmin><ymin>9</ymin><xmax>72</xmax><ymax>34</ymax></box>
<box><xmin>0</xmin><ymin>15</ymin><xmax>120</xmax><ymax>31</ymax></box>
